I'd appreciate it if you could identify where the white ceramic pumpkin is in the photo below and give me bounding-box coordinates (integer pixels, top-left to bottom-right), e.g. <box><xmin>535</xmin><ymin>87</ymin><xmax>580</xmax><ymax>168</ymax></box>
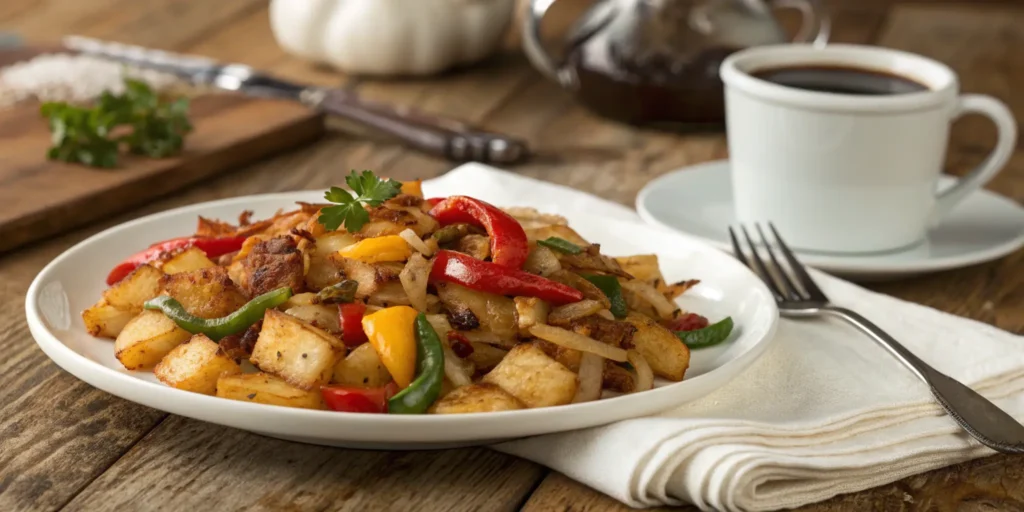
<box><xmin>269</xmin><ymin>0</ymin><xmax>517</xmax><ymax>76</ymax></box>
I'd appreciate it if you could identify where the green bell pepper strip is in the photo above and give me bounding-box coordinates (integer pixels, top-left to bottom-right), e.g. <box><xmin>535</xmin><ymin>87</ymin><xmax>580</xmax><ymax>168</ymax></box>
<box><xmin>143</xmin><ymin>287</ymin><xmax>293</xmax><ymax>341</ymax></box>
<box><xmin>676</xmin><ymin>316</ymin><xmax>734</xmax><ymax>349</ymax></box>
<box><xmin>582</xmin><ymin>274</ymin><xmax>628</xmax><ymax>319</ymax></box>
<box><xmin>537</xmin><ymin>236</ymin><xmax>583</xmax><ymax>255</ymax></box>
<box><xmin>388</xmin><ymin>313</ymin><xmax>445</xmax><ymax>414</ymax></box>
<box><xmin>315</xmin><ymin>280</ymin><xmax>358</xmax><ymax>304</ymax></box>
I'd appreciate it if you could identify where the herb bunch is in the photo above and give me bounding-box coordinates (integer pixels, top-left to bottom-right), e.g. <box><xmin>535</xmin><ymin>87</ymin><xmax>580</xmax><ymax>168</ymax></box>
<box><xmin>40</xmin><ymin>78</ymin><xmax>192</xmax><ymax>168</ymax></box>
<box><xmin>318</xmin><ymin>170</ymin><xmax>403</xmax><ymax>232</ymax></box>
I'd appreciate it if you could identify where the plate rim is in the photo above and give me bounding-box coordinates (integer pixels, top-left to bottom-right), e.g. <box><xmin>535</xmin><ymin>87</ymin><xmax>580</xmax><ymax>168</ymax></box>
<box><xmin>636</xmin><ymin>159</ymin><xmax>1024</xmax><ymax>275</ymax></box>
<box><xmin>26</xmin><ymin>190</ymin><xmax>780</xmax><ymax>445</ymax></box>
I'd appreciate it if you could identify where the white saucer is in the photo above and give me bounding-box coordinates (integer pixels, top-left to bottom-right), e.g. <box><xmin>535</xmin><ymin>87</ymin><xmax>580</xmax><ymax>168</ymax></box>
<box><xmin>636</xmin><ymin>160</ymin><xmax>1024</xmax><ymax>280</ymax></box>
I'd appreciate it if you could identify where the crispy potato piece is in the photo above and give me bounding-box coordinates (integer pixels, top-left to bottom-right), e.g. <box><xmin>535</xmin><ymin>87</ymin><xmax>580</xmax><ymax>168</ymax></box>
<box><xmin>514</xmin><ymin>296</ymin><xmax>550</xmax><ymax>336</ymax></box>
<box><xmin>523</xmin><ymin>224</ymin><xmax>588</xmax><ymax>245</ymax></box>
<box><xmin>614</xmin><ymin>255</ymin><xmax>663</xmax><ymax>284</ymax></box>
<box><xmin>437</xmin><ymin>283</ymin><xmax>517</xmax><ymax>341</ymax></box>
<box><xmin>482</xmin><ymin>343</ymin><xmax>578</xmax><ymax>408</ymax></box>
<box><xmin>162</xmin><ymin>247</ymin><xmax>217</xmax><ymax>274</ymax></box>
<box><xmin>331</xmin><ymin>343</ymin><xmax>391</xmax><ymax>387</ymax></box>
<box><xmin>103</xmin><ymin>264</ymin><xmax>164</xmax><ymax>312</ymax></box>
<box><xmin>305</xmin><ymin>232</ymin><xmax>356</xmax><ymax>290</ymax></box>
<box><xmin>430</xmin><ymin>383</ymin><xmax>526</xmax><ymax>414</ymax></box>
<box><xmin>154</xmin><ymin>334</ymin><xmax>242</xmax><ymax>394</ymax></box>
<box><xmin>216</xmin><ymin>372</ymin><xmax>324</xmax><ymax>409</ymax></box>
<box><xmin>160</xmin><ymin>266</ymin><xmax>248</xmax><ymax>319</ymax></box>
<box><xmin>284</xmin><ymin>304</ymin><xmax>342</xmax><ymax>333</ymax></box>
<box><xmin>250</xmin><ymin>309</ymin><xmax>340</xmax><ymax>389</ymax></box>
<box><xmin>114</xmin><ymin>310</ymin><xmax>192</xmax><ymax>370</ymax></box>
<box><xmin>623</xmin><ymin>312</ymin><xmax>689</xmax><ymax>381</ymax></box>
<box><xmin>82</xmin><ymin>298</ymin><xmax>136</xmax><ymax>338</ymax></box>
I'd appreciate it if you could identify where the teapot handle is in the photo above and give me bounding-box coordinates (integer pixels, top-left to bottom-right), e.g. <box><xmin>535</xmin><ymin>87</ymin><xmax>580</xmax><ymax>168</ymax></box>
<box><xmin>522</xmin><ymin>0</ymin><xmax>563</xmax><ymax>81</ymax></box>
<box><xmin>772</xmin><ymin>0</ymin><xmax>831</xmax><ymax>46</ymax></box>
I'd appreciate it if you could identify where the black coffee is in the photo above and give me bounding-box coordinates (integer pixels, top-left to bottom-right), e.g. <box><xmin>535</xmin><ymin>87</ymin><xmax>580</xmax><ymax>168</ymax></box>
<box><xmin>751</xmin><ymin>65</ymin><xmax>928</xmax><ymax>96</ymax></box>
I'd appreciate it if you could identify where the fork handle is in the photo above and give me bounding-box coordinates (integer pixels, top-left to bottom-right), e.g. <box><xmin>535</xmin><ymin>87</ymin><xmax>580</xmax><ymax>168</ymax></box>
<box><xmin>300</xmin><ymin>88</ymin><xmax>529</xmax><ymax>165</ymax></box>
<box><xmin>823</xmin><ymin>306</ymin><xmax>1024</xmax><ymax>453</ymax></box>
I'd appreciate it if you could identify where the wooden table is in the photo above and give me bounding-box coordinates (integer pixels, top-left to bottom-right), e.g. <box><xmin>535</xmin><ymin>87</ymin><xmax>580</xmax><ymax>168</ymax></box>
<box><xmin>2</xmin><ymin>1</ymin><xmax>1022</xmax><ymax>510</ymax></box>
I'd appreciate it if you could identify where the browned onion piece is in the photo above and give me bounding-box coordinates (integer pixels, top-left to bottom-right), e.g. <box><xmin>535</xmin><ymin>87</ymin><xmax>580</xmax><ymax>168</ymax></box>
<box><xmin>523</xmin><ymin>244</ymin><xmax>562</xmax><ymax>276</ymax></box>
<box><xmin>547</xmin><ymin>299</ymin><xmax>604</xmax><ymax>326</ymax></box>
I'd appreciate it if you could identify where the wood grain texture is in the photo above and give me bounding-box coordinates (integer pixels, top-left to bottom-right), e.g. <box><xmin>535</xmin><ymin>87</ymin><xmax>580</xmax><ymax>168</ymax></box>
<box><xmin>1</xmin><ymin>1</ymin><xmax>1023</xmax><ymax>511</ymax></box>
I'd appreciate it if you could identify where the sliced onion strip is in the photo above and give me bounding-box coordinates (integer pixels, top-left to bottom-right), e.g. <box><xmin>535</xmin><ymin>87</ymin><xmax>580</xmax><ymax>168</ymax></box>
<box><xmin>399</xmin><ymin>228</ymin><xmax>434</xmax><ymax>256</ymax></box>
<box><xmin>528</xmin><ymin>324</ymin><xmax>627</xmax><ymax>362</ymax></box>
<box><xmin>573</xmin><ymin>352</ymin><xmax>604</xmax><ymax>403</ymax></box>
<box><xmin>627</xmin><ymin>350</ymin><xmax>654</xmax><ymax>392</ymax></box>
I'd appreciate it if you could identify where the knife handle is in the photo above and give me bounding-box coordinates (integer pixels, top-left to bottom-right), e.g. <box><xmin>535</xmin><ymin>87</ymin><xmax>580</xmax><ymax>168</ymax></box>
<box><xmin>302</xmin><ymin>89</ymin><xmax>529</xmax><ymax>165</ymax></box>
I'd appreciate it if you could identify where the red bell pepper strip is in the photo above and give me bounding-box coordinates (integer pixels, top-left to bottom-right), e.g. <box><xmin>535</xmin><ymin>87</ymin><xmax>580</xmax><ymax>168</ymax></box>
<box><xmin>339</xmin><ymin>302</ymin><xmax>368</xmax><ymax>347</ymax></box>
<box><xmin>430</xmin><ymin>250</ymin><xmax>583</xmax><ymax>305</ymax></box>
<box><xmin>105</xmin><ymin>235</ymin><xmax>246</xmax><ymax>285</ymax></box>
<box><xmin>321</xmin><ymin>382</ymin><xmax>399</xmax><ymax>413</ymax></box>
<box><xmin>428</xmin><ymin>196</ymin><xmax>528</xmax><ymax>268</ymax></box>
<box><xmin>425</xmin><ymin>197</ymin><xmax>444</xmax><ymax>207</ymax></box>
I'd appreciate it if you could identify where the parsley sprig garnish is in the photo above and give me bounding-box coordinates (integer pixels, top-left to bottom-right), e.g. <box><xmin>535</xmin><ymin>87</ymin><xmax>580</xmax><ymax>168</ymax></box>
<box><xmin>40</xmin><ymin>78</ymin><xmax>192</xmax><ymax>168</ymax></box>
<box><xmin>318</xmin><ymin>170</ymin><xmax>403</xmax><ymax>232</ymax></box>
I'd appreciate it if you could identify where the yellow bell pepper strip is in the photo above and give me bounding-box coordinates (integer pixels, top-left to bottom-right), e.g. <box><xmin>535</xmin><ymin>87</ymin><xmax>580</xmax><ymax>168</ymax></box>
<box><xmin>337</xmin><ymin>235</ymin><xmax>412</xmax><ymax>263</ymax></box>
<box><xmin>362</xmin><ymin>306</ymin><xmax>419</xmax><ymax>388</ymax></box>
<box><xmin>388</xmin><ymin>313</ymin><xmax>445</xmax><ymax>414</ymax></box>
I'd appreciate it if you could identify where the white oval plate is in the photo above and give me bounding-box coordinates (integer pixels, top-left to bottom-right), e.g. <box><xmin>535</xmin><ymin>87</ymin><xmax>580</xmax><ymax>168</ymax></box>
<box><xmin>26</xmin><ymin>192</ymin><xmax>778</xmax><ymax>449</ymax></box>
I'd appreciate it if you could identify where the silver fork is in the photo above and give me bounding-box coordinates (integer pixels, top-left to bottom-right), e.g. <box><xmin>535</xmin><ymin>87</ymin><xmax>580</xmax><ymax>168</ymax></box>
<box><xmin>729</xmin><ymin>223</ymin><xmax>1024</xmax><ymax>454</ymax></box>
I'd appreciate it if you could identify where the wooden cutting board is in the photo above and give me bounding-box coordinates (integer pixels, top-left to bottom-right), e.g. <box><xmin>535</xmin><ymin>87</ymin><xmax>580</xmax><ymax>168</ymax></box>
<box><xmin>0</xmin><ymin>47</ymin><xmax>325</xmax><ymax>253</ymax></box>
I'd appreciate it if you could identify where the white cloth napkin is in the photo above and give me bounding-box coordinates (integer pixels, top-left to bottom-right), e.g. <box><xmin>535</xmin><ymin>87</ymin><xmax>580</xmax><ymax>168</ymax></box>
<box><xmin>422</xmin><ymin>164</ymin><xmax>1024</xmax><ymax>512</ymax></box>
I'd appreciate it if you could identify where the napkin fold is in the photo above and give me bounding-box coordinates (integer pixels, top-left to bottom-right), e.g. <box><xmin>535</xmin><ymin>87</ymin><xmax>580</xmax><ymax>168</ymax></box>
<box><xmin>423</xmin><ymin>164</ymin><xmax>1024</xmax><ymax>512</ymax></box>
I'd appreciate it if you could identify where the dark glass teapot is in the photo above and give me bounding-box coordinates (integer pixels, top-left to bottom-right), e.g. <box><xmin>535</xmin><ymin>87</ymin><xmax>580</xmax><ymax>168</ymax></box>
<box><xmin>522</xmin><ymin>0</ymin><xmax>829</xmax><ymax>129</ymax></box>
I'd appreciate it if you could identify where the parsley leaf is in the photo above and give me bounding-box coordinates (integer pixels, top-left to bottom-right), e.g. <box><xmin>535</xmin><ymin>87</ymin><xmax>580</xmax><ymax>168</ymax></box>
<box><xmin>318</xmin><ymin>171</ymin><xmax>403</xmax><ymax>232</ymax></box>
<box><xmin>40</xmin><ymin>78</ymin><xmax>192</xmax><ymax>168</ymax></box>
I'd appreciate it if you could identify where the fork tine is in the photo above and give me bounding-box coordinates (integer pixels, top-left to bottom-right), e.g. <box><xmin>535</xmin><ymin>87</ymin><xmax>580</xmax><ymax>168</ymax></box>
<box><xmin>768</xmin><ymin>223</ymin><xmax>829</xmax><ymax>302</ymax></box>
<box><xmin>727</xmin><ymin>227</ymin><xmax>750</xmax><ymax>264</ymax></box>
<box><xmin>738</xmin><ymin>225</ymin><xmax>785</xmax><ymax>301</ymax></box>
<box><xmin>754</xmin><ymin>224</ymin><xmax>804</xmax><ymax>301</ymax></box>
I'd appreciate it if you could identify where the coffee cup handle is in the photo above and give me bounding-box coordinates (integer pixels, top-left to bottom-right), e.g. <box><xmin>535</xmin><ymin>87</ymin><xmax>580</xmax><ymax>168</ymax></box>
<box><xmin>933</xmin><ymin>95</ymin><xmax>1018</xmax><ymax>224</ymax></box>
<box><xmin>772</xmin><ymin>0</ymin><xmax>831</xmax><ymax>47</ymax></box>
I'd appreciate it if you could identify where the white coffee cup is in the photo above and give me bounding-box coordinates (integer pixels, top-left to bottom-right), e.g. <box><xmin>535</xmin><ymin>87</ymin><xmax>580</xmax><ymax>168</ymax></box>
<box><xmin>720</xmin><ymin>44</ymin><xmax>1017</xmax><ymax>254</ymax></box>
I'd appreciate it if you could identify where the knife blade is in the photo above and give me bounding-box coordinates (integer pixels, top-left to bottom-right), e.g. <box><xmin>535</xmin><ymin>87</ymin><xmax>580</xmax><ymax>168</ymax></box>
<box><xmin>62</xmin><ymin>35</ymin><xmax>529</xmax><ymax>164</ymax></box>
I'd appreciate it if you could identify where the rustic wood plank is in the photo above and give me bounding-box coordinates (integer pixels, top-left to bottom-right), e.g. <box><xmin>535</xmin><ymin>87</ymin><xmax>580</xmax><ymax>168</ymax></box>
<box><xmin>61</xmin><ymin>416</ymin><xmax>544</xmax><ymax>512</ymax></box>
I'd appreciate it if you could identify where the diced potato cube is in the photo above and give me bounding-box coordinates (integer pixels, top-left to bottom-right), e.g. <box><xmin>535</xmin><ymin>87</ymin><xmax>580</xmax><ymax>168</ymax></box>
<box><xmin>613</xmin><ymin>255</ymin><xmax>663</xmax><ymax>284</ymax></box>
<box><xmin>103</xmin><ymin>264</ymin><xmax>164</xmax><ymax>312</ymax></box>
<box><xmin>331</xmin><ymin>343</ymin><xmax>391</xmax><ymax>387</ymax></box>
<box><xmin>250</xmin><ymin>309</ymin><xmax>340</xmax><ymax>390</ymax></box>
<box><xmin>482</xmin><ymin>343</ymin><xmax>578</xmax><ymax>408</ymax></box>
<box><xmin>623</xmin><ymin>312</ymin><xmax>689</xmax><ymax>381</ymax></box>
<box><xmin>162</xmin><ymin>246</ymin><xmax>216</xmax><ymax>274</ymax></box>
<box><xmin>161</xmin><ymin>266</ymin><xmax>248</xmax><ymax>319</ymax></box>
<box><xmin>216</xmin><ymin>373</ymin><xmax>324</xmax><ymax>409</ymax></box>
<box><xmin>154</xmin><ymin>334</ymin><xmax>242</xmax><ymax>394</ymax></box>
<box><xmin>430</xmin><ymin>383</ymin><xmax>526</xmax><ymax>414</ymax></box>
<box><xmin>114</xmin><ymin>310</ymin><xmax>192</xmax><ymax>370</ymax></box>
<box><xmin>514</xmin><ymin>296</ymin><xmax>549</xmax><ymax>336</ymax></box>
<box><xmin>82</xmin><ymin>298</ymin><xmax>136</xmax><ymax>338</ymax></box>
